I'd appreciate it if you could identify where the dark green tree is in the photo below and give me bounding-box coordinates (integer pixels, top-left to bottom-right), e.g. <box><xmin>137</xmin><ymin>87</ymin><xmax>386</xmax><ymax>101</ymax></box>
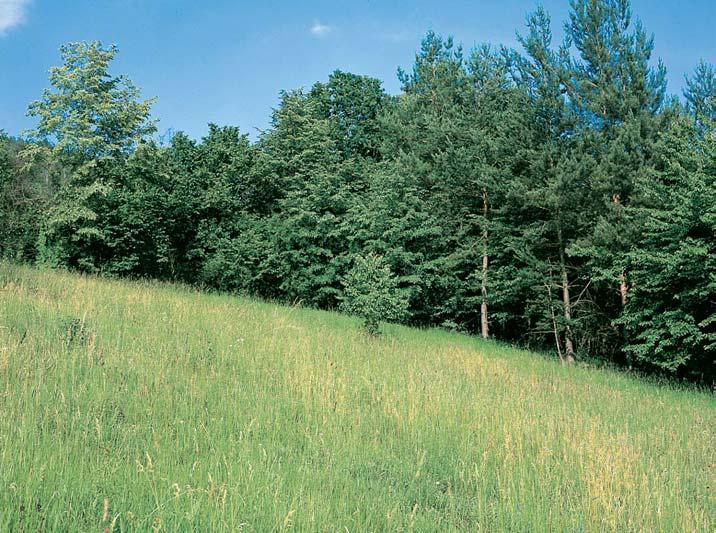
<box><xmin>258</xmin><ymin>90</ymin><xmax>351</xmax><ymax>307</ymax></box>
<box><xmin>309</xmin><ymin>70</ymin><xmax>389</xmax><ymax>160</ymax></box>
<box><xmin>618</xmin><ymin>112</ymin><xmax>715</xmax><ymax>379</ymax></box>
<box><xmin>562</xmin><ymin>0</ymin><xmax>669</xmax><ymax>363</ymax></box>
<box><xmin>508</xmin><ymin>6</ymin><xmax>588</xmax><ymax>362</ymax></box>
<box><xmin>0</xmin><ymin>135</ymin><xmax>53</xmax><ymax>261</ymax></box>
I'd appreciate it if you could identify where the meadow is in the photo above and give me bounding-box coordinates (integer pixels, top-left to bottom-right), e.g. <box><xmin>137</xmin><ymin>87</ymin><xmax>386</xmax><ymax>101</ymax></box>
<box><xmin>0</xmin><ymin>263</ymin><xmax>713</xmax><ymax>531</ymax></box>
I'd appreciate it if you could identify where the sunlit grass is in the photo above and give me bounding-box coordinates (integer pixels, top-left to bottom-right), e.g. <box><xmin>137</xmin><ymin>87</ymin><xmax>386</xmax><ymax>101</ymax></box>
<box><xmin>0</xmin><ymin>262</ymin><xmax>713</xmax><ymax>531</ymax></box>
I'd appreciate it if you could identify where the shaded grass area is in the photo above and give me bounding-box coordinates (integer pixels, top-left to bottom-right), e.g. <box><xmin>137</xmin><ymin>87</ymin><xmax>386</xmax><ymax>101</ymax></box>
<box><xmin>0</xmin><ymin>263</ymin><xmax>714</xmax><ymax>531</ymax></box>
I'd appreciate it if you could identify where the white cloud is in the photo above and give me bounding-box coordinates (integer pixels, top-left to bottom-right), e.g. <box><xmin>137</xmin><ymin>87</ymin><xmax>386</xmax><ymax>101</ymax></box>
<box><xmin>310</xmin><ymin>21</ymin><xmax>332</xmax><ymax>37</ymax></box>
<box><xmin>0</xmin><ymin>0</ymin><xmax>31</xmax><ymax>35</ymax></box>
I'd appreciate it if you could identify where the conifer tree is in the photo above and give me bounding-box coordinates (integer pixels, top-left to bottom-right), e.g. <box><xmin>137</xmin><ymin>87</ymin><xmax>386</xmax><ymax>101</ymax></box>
<box><xmin>684</xmin><ymin>60</ymin><xmax>716</xmax><ymax>132</ymax></box>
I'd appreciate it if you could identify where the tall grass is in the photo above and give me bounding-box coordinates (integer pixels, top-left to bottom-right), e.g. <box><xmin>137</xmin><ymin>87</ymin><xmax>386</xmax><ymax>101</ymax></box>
<box><xmin>0</xmin><ymin>263</ymin><xmax>713</xmax><ymax>531</ymax></box>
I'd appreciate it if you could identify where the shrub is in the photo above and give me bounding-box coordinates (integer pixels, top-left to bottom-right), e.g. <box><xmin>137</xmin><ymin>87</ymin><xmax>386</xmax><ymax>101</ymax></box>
<box><xmin>340</xmin><ymin>253</ymin><xmax>408</xmax><ymax>335</ymax></box>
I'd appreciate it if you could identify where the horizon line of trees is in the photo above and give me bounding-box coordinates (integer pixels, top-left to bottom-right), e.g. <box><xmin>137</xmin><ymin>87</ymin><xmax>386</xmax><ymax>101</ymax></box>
<box><xmin>1</xmin><ymin>0</ymin><xmax>714</xmax><ymax>382</ymax></box>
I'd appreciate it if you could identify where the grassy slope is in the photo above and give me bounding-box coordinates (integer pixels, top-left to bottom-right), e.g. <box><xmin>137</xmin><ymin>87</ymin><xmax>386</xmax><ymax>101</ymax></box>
<box><xmin>0</xmin><ymin>263</ymin><xmax>714</xmax><ymax>532</ymax></box>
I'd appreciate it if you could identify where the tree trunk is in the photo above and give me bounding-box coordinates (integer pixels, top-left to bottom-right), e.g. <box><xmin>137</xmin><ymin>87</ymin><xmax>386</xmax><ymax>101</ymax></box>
<box><xmin>619</xmin><ymin>272</ymin><xmax>628</xmax><ymax>307</ymax></box>
<box><xmin>561</xmin><ymin>267</ymin><xmax>575</xmax><ymax>363</ymax></box>
<box><xmin>546</xmin><ymin>280</ymin><xmax>564</xmax><ymax>364</ymax></box>
<box><xmin>613</xmin><ymin>194</ymin><xmax>631</xmax><ymax>368</ymax></box>
<box><xmin>557</xmin><ymin>225</ymin><xmax>575</xmax><ymax>363</ymax></box>
<box><xmin>619</xmin><ymin>271</ymin><xmax>631</xmax><ymax>369</ymax></box>
<box><xmin>480</xmin><ymin>188</ymin><xmax>489</xmax><ymax>339</ymax></box>
<box><xmin>613</xmin><ymin>194</ymin><xmax>629</xmax><ymax>308</ymax></box>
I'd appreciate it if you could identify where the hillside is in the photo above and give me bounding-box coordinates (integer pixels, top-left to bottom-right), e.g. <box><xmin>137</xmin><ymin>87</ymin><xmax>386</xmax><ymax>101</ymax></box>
<box><xmin>0</xmin><ymin>264</ymin><xmax>714</xmax><ymax>531</ymax></box>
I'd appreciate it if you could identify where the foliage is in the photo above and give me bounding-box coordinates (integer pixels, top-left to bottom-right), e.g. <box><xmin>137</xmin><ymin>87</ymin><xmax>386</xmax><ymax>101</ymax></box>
<box><xmin>24</xmin><ymin>41</ymin><xmax>156</xmax><ymax>271</ymax></box>
<box><xmin>26</xmin><ymin>41</ymin><xmax>156</xmax><ymax>162</ymax></box>
<box><xmin>0</xmin><ymin>135</ymin><xmax>54</xmax><ymax>262</ymax></box>
<box><xmin>617</xmin><ymin>114</ymin><xmax>716</xmax><ymax>380</ymax></box>
<box><xmin>340</xmin><ymin>253</ymin><xmax>408</xmax><ymax>334</ymax></box>
<box><xmin>2</xmin><ymin>1</ymin><xmax>714</xmax><ymax>380</ymax></box>
<box><xmin>684</xmin><ymin>60</ymin><xmax>716</xmax><ymax>131</ymax></box>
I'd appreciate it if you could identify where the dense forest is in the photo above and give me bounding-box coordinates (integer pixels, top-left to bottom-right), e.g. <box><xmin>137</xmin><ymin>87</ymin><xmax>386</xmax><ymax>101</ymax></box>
<box><xmin>1</xmin><ymin>0</ymin><xmax>714</xmax><ymax>381</ymax></box>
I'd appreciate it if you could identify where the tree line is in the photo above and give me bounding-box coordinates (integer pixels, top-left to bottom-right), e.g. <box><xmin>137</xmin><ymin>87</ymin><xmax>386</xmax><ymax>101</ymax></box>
<box><xmin>1</xmin><ymin>0</ymin><xmax>714</xmax><ymax>381</ymax></box>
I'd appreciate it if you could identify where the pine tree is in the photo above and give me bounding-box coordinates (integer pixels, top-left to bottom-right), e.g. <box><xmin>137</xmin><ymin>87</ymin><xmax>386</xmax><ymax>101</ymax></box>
<box><xmin>563</xmin><ymin>0</ymin><xmax>668</xmax><ymax>364</ymax></box>
<box><xmin>684</xmin><ymin>60</ymin><xmax>716</xmax><ymax>132</ymax></box>
<box><xmin>510</xmin><ymin>6</ymin><xmax>586</xmax><ymax>362</ymax></box>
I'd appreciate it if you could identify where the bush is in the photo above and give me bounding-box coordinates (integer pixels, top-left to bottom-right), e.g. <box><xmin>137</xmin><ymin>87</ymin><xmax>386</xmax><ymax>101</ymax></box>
<box><xmin>340</xmin><ymin>253</ymin><xmax>408</xmax><ymax>335</ymax></box>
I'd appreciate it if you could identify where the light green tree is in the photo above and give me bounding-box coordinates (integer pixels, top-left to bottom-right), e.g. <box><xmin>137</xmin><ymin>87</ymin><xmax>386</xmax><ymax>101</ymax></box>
<box><xmin>27</xmin><ymin>41</ymin><xmax>156</xmax><ymax>161</ymax></box>
<box><xmin>340</xmin><ymin>253</ymin><xmax>408</xmax><ymax>335</ymax></box>
<box><xmin>25</xmin><ymin>41</ymin><xmax>156</xmax><ymax>270</ymax></box>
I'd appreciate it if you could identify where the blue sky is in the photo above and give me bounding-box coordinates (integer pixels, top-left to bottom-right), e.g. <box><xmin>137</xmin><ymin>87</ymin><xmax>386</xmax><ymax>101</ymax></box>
<box><xmin>1</xmin><ymin>0</ymin><xmax>714</xmax><ymax>140</ymax></box>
